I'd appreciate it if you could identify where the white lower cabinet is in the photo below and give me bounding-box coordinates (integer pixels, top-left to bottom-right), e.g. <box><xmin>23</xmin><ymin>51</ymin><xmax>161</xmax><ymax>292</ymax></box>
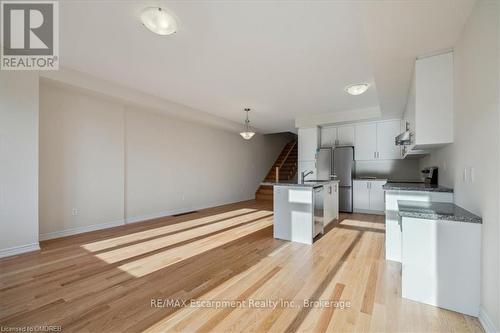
<box><xmin>323</xmin><ymin>181</ymin><xmax>339</xmax><ymax>225</ymax></box>
<box><xmin>353</xmin><ymin>180</ymin><xmax>386</xmax><ymax>214</ymax></box>
<box><xmin>401</xmin><ymin>217</ymin><xmax>480</xmax><ymax>316</ymax></box>
<box><xmin>384</xmin><ymin>190</ymin><xmax>453</xmax><ymax>262</ymax></box>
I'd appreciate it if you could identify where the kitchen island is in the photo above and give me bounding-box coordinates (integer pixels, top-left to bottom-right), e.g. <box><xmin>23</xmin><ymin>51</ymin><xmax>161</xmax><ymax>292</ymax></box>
<box><xmin>398</xmin><ymin>200</ymin><xmax>481</xmax><ymax>316</ymax></box>
<box><xmin>262</xmin><ymin>180</ymin><xmax>339</xmax><ymax>245</ymax></box>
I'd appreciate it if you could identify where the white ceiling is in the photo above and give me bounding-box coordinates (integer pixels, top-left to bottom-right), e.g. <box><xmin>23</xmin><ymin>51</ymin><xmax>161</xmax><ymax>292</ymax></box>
<box><xmin>59</xmin><ymin>0</ymin><xmax>475</xmax><ymax>134</ymax></box>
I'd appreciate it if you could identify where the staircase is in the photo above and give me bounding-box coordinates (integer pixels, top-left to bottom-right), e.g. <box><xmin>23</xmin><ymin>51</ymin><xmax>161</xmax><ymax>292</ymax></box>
<box><xmin>255</xmin><ymin>140</ymin><xmax>298</xmax><ymax>201</ymax></box>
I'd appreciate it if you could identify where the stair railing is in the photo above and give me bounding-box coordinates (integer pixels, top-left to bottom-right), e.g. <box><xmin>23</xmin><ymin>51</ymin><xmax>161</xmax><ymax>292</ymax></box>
<box><xmin>274</xmin><ymin>140</ymin><xmax>297</xmax><ymax>183</ymax></box>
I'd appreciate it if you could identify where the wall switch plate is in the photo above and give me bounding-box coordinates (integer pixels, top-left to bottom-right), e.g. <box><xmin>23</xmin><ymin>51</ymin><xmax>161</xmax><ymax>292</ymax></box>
<box><xmin>72</xmin><ymin>208</ymin><xmax>78</xmax><ymax>216</ymax></box>
<box><xmin>470</xmin><ymin>167</ymin><xmax>475</xmax><ymax>183</ymax></box>
<box><xmin>462</xmin><ymin>167</ymin><xmax>468</xmax><ymax>182</ymax></box>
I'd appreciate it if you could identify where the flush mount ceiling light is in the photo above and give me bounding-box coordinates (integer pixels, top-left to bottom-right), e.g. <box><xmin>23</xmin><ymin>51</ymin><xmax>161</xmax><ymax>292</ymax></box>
<box><xmin>239</xmin><ymin>108</ymin><xmax>256</xmax><ymax>140</ymax></box>
<box><xmin>345</xmin><ymin>83</ymin><xmax>369</xmax><ymax>96</ymax></box>
<box><xmin>140</xmin><ymin>7</ymin><xmax>178</xmax><ymax>36</ymax></box>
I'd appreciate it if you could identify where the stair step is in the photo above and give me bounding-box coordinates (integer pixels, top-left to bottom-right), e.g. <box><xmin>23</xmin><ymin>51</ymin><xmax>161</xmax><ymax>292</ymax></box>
<box><xmin>256</xmin><ymin>193</ymin><xmax>273</xmax><ymax>201</ymax></box>
<box><xmin>256</xmin><ymin>139</ymin><xmax>297</xmax><ymax>198</ymax></box>
<box><xmin>258</xmin><ymin>188</ymin><xmax>273</xmax><ymax>195</ymax></box>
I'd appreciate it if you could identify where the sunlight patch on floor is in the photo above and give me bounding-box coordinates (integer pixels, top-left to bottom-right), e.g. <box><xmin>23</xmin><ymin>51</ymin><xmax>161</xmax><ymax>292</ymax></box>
<box><xmin>95</xmin><ymin>210</ymin><xmax>273</xmax><ymax>264</ymax></box>
<box><xmin>339</xmin><ymin>219</ymin><xmax>385</xmax><ymax>231</ymax></box>
<box><xmin>82</xmin><ymin>208</ymin><xmax>257</xmax><ymax>252</ymax></box>
<box><xmin>117</xmin><ymin>217</ymin><xmax>273</xmax><ymax>277</ymax></box>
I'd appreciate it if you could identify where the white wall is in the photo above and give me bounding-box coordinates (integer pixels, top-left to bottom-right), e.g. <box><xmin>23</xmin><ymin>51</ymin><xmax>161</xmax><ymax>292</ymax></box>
<box><xmin>420</xmin><ymin>0</ymin><xmax>500</xmax><ymax>329</ymax></box>
<box><xmin>39</xmin><ymin>80</ymin><xmax>292</xmax><ymax>235</ymax></box>
<box><xmin>0</xmin><ymin>72</ymin><xmax>40</xmax><ymax>256</ymax></box>
<box><xmin>125</xmin><ymin>107</ymin><xmax>289</xmax><ymax>222</ymax></box>
<box><xmin>39</xmin><ymin>82</ymin><xmax>125</xmax><ymax>239</ymax></box>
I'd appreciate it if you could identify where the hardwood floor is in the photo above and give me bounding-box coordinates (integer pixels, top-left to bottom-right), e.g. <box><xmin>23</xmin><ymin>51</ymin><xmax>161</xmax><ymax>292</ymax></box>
<box><xmin>0</xmin><ymin>200</ymin><xmax>483</xmax><ymax>332</ymax></box>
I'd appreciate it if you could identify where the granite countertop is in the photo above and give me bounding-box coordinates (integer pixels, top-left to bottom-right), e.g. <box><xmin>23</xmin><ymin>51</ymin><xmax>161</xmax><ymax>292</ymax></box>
<box><xmin>398</xmin><ymin>200</ymin><xmax>482</xmax><ymax>224</ymax></box>
<box><xmin>261</xmin><ymin>180</ymin><xmax>338</xmax><ymax>188</ymax></box>
<box><xmin>383</xmin><ymin>182</ymin><xmax>453</xmax><ymax>193</ymax></box>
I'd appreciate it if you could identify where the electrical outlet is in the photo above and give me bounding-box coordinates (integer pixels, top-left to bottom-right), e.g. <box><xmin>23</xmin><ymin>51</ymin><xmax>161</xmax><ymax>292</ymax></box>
<box><xmin>72</xmin><ymin>208</ymin><xmax>78</xmax><ymax>216</ymax></box>
<box><xmin>182</xmin><ymin>195</ymin><xmax>185</xmax><ymax>201</ymax></box>
<box><xmin>442</xmin><ymin>161</ymin><xmax>447</xmax><ymax>172</ymax></box>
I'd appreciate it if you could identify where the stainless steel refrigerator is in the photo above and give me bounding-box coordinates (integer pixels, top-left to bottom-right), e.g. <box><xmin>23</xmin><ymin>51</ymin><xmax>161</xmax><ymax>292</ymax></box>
<box><xmin>333</xmin><ymin>146</ymin><xmax>354</xmax><ymax>213</ymax></box>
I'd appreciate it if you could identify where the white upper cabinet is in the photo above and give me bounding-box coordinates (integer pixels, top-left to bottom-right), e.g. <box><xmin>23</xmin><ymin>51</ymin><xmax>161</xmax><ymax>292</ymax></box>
<box><xmin>354</xmin><ymin>123</ymin><xmax>377</xmax><ymax>160</ymax></box>
<box><xmin>405</xmin><ymin>51</ymin><xmax>454</xmax><ymax>150</ymax></box>
<box><xmin>298</xmin><ymin>127</ymin><xmax>319</xmax><ymax>161</ymax></box>
<box><xmin>320</xmin><ymin>125</ymin><xmax>354</xmax><ymax>147</ymax></box>
<box><xmin>376</xmin><ymin>120</ymin><xmax>402</xmax><ymax>160</ymax></box>
<box><xmin>354</xmin><ymin>120</ymin><xmax>402</xmax><ymax>161</ymax></box>
<box><xmin>337</xmin><ymin>126</ymin><xmax>355</xmax><ymax>146</ymax></box>
<box><xmin>320</xmin><ymin>126</ymin><xmax>337</xmax><ymax>148</ymax></box>
<box><xmin>316</xmin><ymin>119</ymin><xmax>402</xmax><ymax>162</ymax></box>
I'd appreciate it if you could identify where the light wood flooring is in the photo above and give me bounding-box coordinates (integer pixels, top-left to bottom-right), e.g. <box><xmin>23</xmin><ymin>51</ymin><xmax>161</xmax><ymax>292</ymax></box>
<box><xmin>0</xmin><ymin>200</ymin><xmax>483</xmax><ymax>332</ymax></box>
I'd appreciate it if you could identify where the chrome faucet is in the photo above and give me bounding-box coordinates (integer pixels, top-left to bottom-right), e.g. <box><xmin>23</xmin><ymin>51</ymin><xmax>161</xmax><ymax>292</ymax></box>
<box><xmin>301</xmin><ymin>170</ymin><xmax>314</xmax><ymax>183</ymax></box>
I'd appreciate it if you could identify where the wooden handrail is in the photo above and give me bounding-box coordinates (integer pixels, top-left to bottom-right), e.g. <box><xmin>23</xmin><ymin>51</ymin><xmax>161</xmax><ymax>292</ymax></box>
<box><xmin>276</xmin><ymin>140</ymin><xmax>297</xmax><ymax>169</ymax></box>
<box><xmin>275</xmin><ymin>140</ymin><xmax>297</xmax><ymax>182</ymax></box>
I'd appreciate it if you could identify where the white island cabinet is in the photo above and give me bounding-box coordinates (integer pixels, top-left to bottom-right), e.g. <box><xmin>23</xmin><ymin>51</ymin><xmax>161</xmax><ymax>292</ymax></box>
<box><xmin>399</xmin><ymin>201</ymin><xmax>481</xmax><ymax>316</ymax></box>
<box><xmin>383</xmin><ymin>183</ymin><xmax>453</xmax><ymax>263</ymax></box>
<box><xmin>272</xmin><ymin>181</ymin><xmax>339</xmax><ymax>245</ymax></box>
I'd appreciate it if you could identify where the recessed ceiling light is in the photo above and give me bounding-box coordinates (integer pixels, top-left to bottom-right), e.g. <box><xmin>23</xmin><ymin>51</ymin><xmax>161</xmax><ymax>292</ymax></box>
<box><xmin>141</xmin><ymin>7</ymin><xmax>178</xmax><ymax>36</ymax></box>
<box><xmin>345</xmin><ymin>83</ymin><xmax>369</xmax><ymax>96</ymax></box>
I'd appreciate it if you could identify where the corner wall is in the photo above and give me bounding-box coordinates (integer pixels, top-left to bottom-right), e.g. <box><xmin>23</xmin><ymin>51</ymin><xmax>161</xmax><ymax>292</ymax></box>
<box><xmin>419</xmin><ymin>0</ymin><xmax>500</xmax><ymax>330</ymax></box>
<box><xmin>0</xmin><ymin>72</ymin><xmax>40</xmax><ymax>257</ymax></box>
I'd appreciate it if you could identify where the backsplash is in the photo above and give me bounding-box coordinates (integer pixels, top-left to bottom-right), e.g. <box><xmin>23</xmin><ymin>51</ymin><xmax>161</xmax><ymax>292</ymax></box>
<box><xmin>355</xmin><ymin>159</ymin><xmax>421</xmax><ymax>180</ymax></box>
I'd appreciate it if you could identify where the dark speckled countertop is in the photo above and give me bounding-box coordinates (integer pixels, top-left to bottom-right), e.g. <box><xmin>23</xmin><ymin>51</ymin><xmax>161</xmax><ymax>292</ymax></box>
<box><xmin>383</xmin><ymin>182</ymin><xmax>453</xmax><ymax>193</ymax></box>
<box><xmin>398</xmin><ymin>200</ymin><xmax>482</xmax><ymax>224</ymax></box>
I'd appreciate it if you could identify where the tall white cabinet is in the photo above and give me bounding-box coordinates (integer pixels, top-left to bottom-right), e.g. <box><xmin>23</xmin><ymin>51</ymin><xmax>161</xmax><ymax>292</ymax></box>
<box><xmin>402</xmin><ymin>51</ymin><xmax>454</xmax><ymax>157</ymax></box>
<box><xmin>298</xmin><ymin>127</ymin><xmax>319</xmax><ymax>180</ymax></box>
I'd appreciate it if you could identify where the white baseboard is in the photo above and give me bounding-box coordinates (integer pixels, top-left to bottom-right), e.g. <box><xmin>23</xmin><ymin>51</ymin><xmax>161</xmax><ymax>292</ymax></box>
<box><xmin>0</xmin><ymin>243</ymin><xmax>40</xmax><ymax>259</ymax></box>
<box><xmin>125</xmin><ymin>209</ymin><xmax>188</xmax><ymax>224</ymax></box>
<box><xmin>479</xmin><ymin>307</ymin><xmax>499</xmax><ymax>333</ymax></box>
<box><xmin>125</xmin><ymin>197</ymin><xmax>252</xmax><ymax>225</ymax></box>
<box><xmin>39</xmin><ymin>219</ymin><xmax>125</xmax><ymax>241</ymax></box>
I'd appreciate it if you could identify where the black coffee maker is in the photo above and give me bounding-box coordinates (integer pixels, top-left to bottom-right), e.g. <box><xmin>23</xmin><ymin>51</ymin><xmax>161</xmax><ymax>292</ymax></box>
<box><xmin>421</xmin><ymin>167</ymin><xmax>438</xmax><ymax>185</ymax></box>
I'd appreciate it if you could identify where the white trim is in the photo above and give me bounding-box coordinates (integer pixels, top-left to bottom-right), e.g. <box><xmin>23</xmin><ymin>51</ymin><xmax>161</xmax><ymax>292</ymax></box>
<box><xmin>39</xmin><ymin>219</ymin><xmax>125</xmax><ymax>241</ymax></box>
<box><xmin>479</xmin><ymin>307</ymin><xmax>499</xmax><ymax>333</ymax></box>
<box><xmin>0</xmin><ymin>243</ymin><xmax>40</xmax><ymax>259</ymax></box>
<box><xmin>125</xmin><ymin>197</ymin><xmax>254</xmax><ymax>225</ymax></box>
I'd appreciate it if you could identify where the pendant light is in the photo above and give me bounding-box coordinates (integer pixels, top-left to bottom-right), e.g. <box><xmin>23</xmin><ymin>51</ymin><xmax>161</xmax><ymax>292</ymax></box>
<box><xmin>239</xmin><ymin>108</ymin><xmax>255</xmax><ymax>140</ymax></box>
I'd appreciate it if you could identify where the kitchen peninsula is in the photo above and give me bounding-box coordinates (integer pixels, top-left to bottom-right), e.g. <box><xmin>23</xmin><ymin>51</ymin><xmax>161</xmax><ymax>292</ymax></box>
<box><xmin>262</xmin><ymin>180</ymin><xmax>339</xmax><ymax>244</ymax></box>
